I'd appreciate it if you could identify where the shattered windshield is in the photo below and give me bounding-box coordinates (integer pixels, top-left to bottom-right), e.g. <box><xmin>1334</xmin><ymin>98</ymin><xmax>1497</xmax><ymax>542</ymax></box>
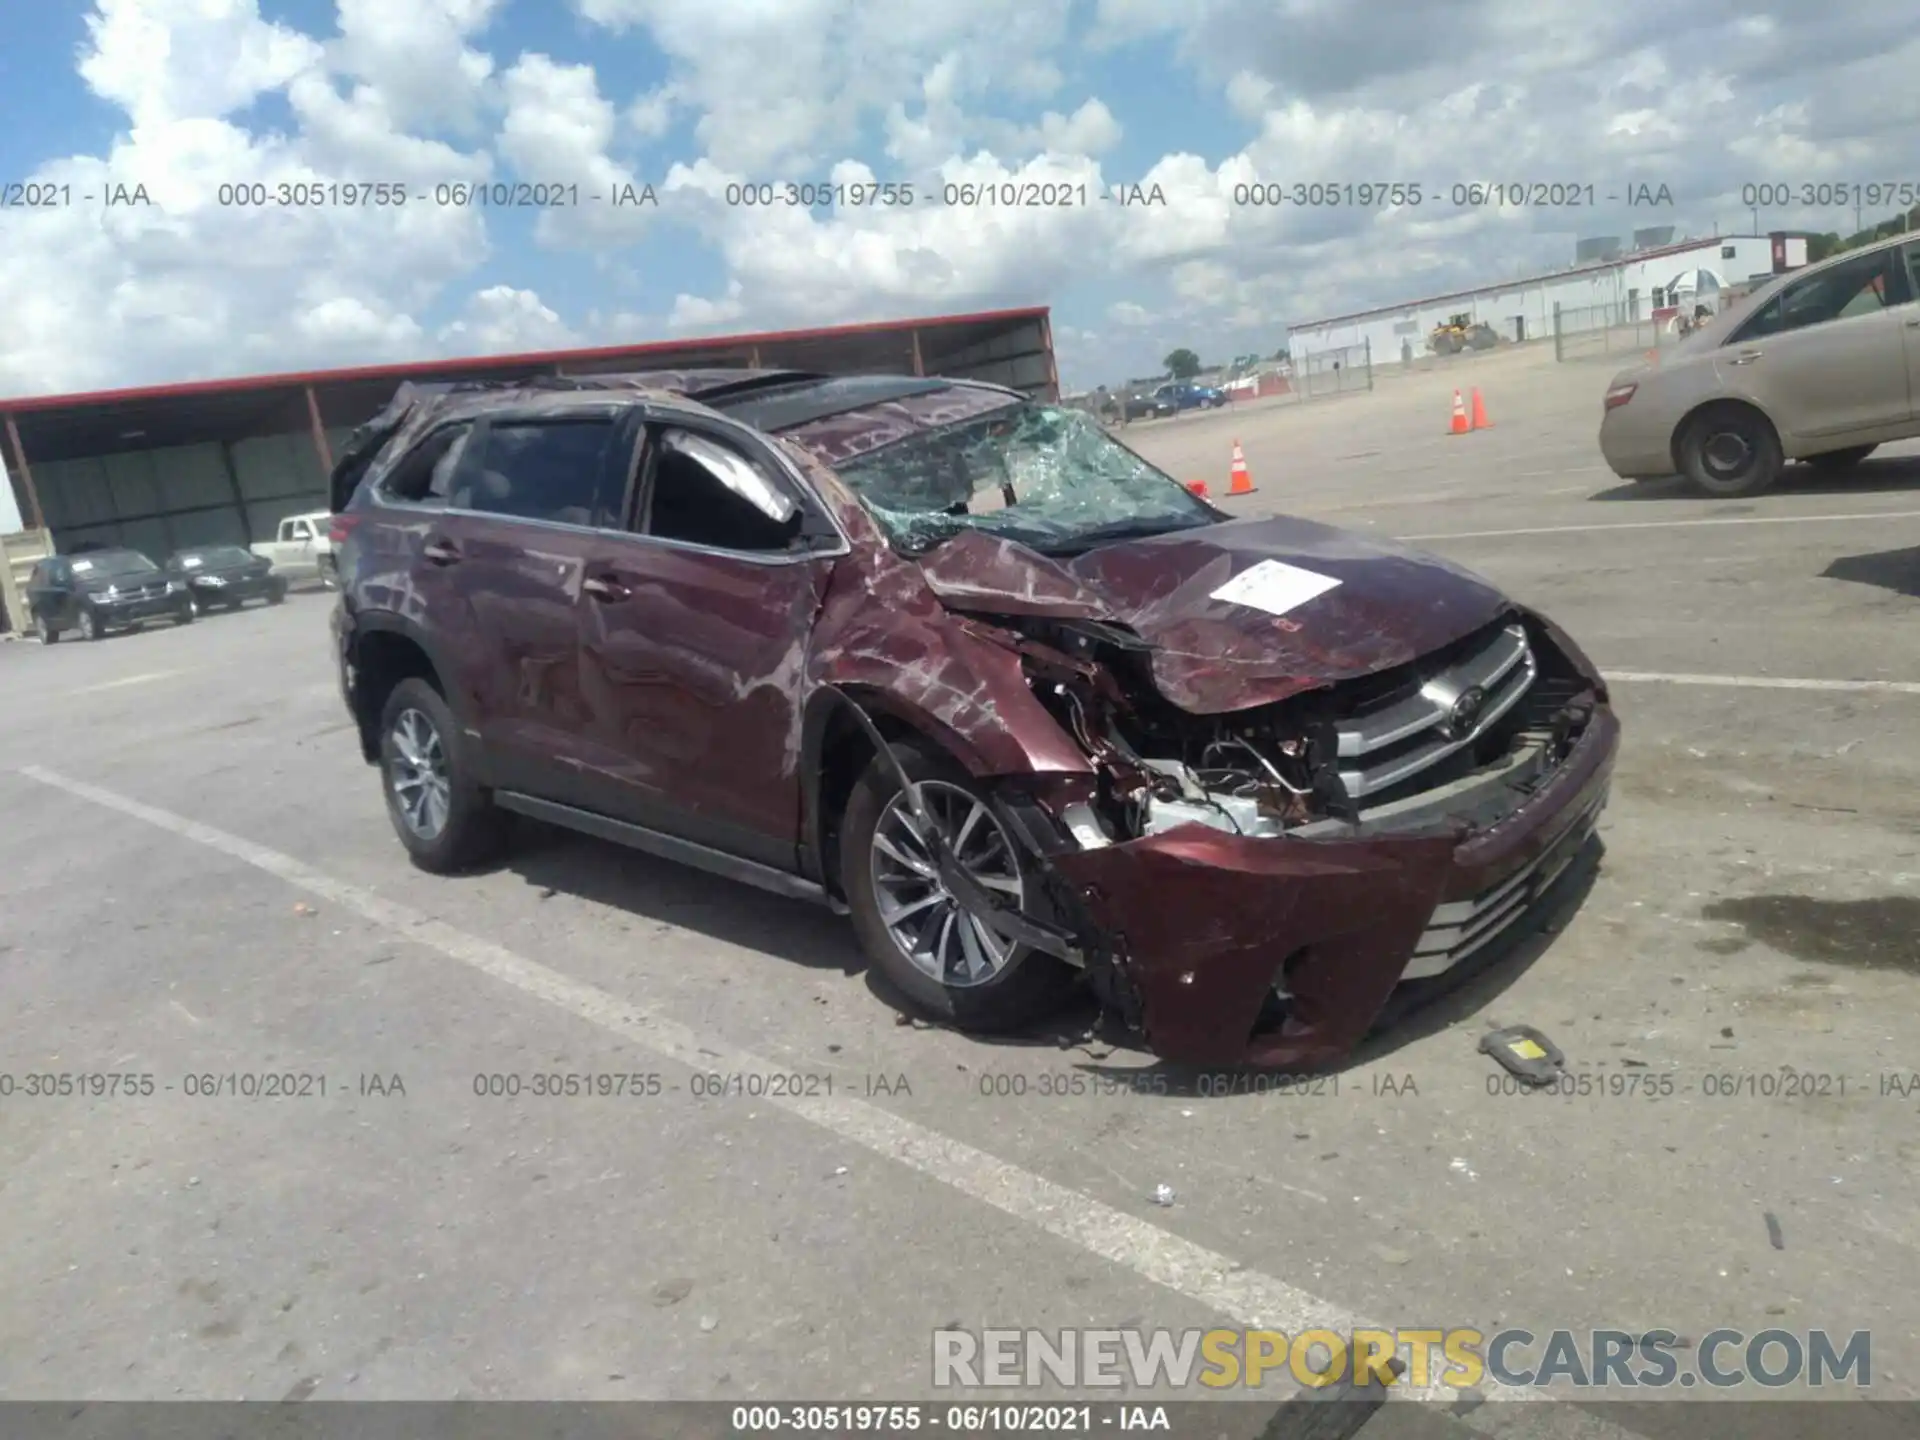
<box><xmin>832</xmin><ymin>403</ymin><xmax>1216</xmax><ymax>556</ymax></box>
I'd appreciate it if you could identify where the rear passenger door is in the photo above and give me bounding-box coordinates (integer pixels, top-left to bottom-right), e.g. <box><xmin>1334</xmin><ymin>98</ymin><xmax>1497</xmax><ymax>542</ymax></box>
<box><xmin>575</xmin><ymin>418</ymin><xmax>843</xmax><ymax>870</ymax></box>
<box><xmin>437</xmin><ymin>408</ymin><xmax>638</xmax><ymax>804</ymax></box>
<box><xmin>1721</xmin><ymin>246</ymin><xmax>1912</xmax><ymax>442</ymax></box>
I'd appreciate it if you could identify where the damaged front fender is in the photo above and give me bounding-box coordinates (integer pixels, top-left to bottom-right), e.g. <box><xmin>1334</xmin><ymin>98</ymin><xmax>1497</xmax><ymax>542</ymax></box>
<box><xmin>821</xmin><ymin>687</ymin><xmax>1084</xmax><ymax>966</ymax></box>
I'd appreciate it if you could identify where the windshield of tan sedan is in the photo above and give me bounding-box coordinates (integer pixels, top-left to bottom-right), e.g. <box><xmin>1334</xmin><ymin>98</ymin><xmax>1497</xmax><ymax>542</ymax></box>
<box><xmin>832</xmin><ymin>403</ymin><xmax>1216</xmax><ymax>555</ymax></box>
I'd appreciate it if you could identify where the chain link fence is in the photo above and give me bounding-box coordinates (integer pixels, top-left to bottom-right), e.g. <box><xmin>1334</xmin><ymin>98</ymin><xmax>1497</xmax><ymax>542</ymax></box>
<box><xmin>1286</xmin><ymin>340</ymin><xmax>1374</xmax><ymax>398</ymax></box>
<box><xmin>1552</xmin><ymin>301</ymin><xmax>1696</xmax><ymax>362</ymax></box>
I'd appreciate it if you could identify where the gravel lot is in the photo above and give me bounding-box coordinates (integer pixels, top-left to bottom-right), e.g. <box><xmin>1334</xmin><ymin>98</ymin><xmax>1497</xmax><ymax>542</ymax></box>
<box><xmin>3</xmin><ymin>340</ymin><xmax>1916</xmax><ymax>1435</ymax></box>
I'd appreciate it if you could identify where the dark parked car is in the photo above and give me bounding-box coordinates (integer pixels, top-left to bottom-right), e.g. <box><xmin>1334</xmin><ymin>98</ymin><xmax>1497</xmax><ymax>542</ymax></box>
<box><xmin>24</xmin><ymin>547</ymin><xmax>194</xmax><ymax>642</ymax></box>
<box><xmin>1152</xmin><ymin>381</ymin><xmax>1229</xmax><ymax>415</ymax></box>
<box><xmin>327</xmin><ymin>370</ymin><xmax>1618</xmax><ymax>1069</ymax></box>
<box><xmin>164</xmin><ymin>544</ymin><xmax>288</xmax><ymax>613</ymax></box>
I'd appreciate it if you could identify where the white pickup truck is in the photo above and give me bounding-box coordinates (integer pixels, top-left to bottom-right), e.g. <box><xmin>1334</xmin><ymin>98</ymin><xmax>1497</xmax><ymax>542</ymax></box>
<box><xmin>250</xmin><ymin>511</ymin><xmax>337</xmax><ymax>588</ymax></box>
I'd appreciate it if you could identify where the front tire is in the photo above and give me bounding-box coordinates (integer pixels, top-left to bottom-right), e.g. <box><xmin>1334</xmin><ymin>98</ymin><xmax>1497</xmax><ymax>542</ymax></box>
<box><xmin>34</xmin><ymin>614</ymin><xmax>58</xmax><ymax>644</ymax></box>
<box><xmin>377</xmin><ymin>677</ymin><xmax>506</xmax><ymax>873</ymax></box>
<box><xmin>1679</xmin><ymin>405</ymin><xmax>1782</xmax><ymax>498</ymax></box>
<box><xmin>268</xmin><ymin>582</ymin><xmax>287</xmax><ymax>605</ymax></box>
<box><xmin>78</xmin><ymin>607</ymin><xmax>104</xmax><ymax>641</ymax></box>
<box><xmin>174</xmin><ymin>602</ymin><xmax>195</xmax><ymax>625</ymax></box>
<box><xmin>1804</xmin><ymin>444</ymin><xmax>1877</xmax><ymax>473</ymax></box>
<box><xmin>842</xmin><ymin>740</ymin><xmax>1080</xmax><ymax>1033</ymax></box>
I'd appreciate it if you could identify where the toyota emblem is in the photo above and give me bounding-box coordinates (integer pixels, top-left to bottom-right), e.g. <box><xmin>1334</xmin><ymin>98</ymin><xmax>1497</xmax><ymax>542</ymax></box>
<box><xmin>1443</xmin><ymin>685</ymin><xmax>1487</xmax><ymax>738</ymax></box>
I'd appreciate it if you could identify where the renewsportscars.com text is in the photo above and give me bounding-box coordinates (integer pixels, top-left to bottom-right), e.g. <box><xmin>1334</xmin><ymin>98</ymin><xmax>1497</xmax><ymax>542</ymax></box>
<box><xmin>932</xmin><ymin>1327</ymin><xmax>1871</xmax><ymax>1392</ymax></box>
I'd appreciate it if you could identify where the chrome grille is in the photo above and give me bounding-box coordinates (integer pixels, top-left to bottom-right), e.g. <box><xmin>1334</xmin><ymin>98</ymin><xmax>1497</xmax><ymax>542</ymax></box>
<box><xmin>1401</xmin><ymin>785</ymin><xmax>1607</xmax><ymax>980</ymax></box>
<box><xmin>1335</xmin><ymin>622</ymin><xmax>1536</xmax><ymax>801</ymax></box>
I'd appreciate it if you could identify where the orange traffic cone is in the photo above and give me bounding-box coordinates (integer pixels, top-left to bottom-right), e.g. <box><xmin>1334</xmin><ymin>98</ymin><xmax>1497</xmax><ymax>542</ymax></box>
<box><xmin>1448</xmin><ymin>390</ymin><xmax>1469</xmax><ymax>435</ymax></box>
<box><xmin>1469</xmin><ymin>388</ymin><xmax>1492</xmax><ymax>430</ymax></box>
<box><xmin>1186</xmin><ymin>479</ymin><xmax>1209</xmax><ymax>497</ymax></box>
<box><xmin>1227</xmin><ymin>440</ymin><xmax>1256</xmax><ymax>495</ymax></box>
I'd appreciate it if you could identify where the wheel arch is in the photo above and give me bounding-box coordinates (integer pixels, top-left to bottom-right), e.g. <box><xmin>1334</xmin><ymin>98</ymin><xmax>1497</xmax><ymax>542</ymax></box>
<box><xmin>798</xmin><ymin>685</ymin><xmax>992</xmax><ymax>897</ymax></box>
<box><xmin>346</xmin><ymin>612</ymin><xmax>462</xmax><ymax>765</ymax></box>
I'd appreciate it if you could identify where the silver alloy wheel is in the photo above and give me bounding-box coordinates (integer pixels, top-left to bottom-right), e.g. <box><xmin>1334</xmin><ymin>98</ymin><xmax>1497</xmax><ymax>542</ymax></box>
<box><xmin>388</xmin><ymin>706</ymin><xmax>452</xmax><ymax>840</ymax></box>
<box><xmin>870</xmin><ymin>779</ymin><xmax>1026</xmax><ymax>988</ymax></box>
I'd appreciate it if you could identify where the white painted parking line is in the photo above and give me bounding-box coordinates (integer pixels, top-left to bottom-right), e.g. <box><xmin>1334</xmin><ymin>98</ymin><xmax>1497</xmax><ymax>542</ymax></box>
<box><xmin>1606</xmin><ymin>671</ymin><xmax>1920</xmax><ymax>696</ymax></box>
<box><xmin>16</xmin><ymin>762</ymin><xmax>1647</xmax><ymax>1434</ymax></box>
<box><xmin>1400</xmin><ymin>509</ymin><xmax>1920</xmax><ymax>542</ymax></box>
<box><xmin>70</xmin><ymin>670</ymin><xmax>185</xmax><ymax>695</ymax></box>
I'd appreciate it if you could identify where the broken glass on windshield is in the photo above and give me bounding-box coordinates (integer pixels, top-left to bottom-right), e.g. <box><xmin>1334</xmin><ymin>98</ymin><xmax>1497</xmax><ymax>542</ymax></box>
<box><xmin>832</xmin><ymin>404</ymin><xmax>1214</xmax><ymax>555</ymax></box>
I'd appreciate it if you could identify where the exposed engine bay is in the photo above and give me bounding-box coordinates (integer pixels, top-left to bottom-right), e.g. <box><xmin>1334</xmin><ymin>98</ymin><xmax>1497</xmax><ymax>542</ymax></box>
<box><xmin>968</xmin><ymin>608</ymin><xmax>1600</xmax><ymax>851</ymax></box>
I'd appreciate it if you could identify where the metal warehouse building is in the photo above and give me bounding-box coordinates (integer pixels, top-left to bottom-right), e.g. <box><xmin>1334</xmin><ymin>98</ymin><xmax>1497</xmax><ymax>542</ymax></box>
<box><xmin>0</xmin><ymin>307</ymin><xmax>1057</xmax><ymax>565</ymax></box>
<box><xmin>1286</xmin><ymin>235</ymin><xmax>1777</xmax><ymax>360</ymax></box>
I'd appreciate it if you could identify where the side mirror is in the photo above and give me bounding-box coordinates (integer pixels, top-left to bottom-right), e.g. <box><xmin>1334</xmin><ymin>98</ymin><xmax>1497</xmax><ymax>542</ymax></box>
<box><xmin>789</xmin><ymin>509</ymin><xmax>841</xmax><ymax>552</ymax></box>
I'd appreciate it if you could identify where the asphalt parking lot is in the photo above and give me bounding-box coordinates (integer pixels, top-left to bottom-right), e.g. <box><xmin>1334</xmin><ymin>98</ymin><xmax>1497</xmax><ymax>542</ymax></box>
<box><xmin>2</xmin><ymin>341</ymin><xmax>1917</xmax><ymax>1435</ymax></box>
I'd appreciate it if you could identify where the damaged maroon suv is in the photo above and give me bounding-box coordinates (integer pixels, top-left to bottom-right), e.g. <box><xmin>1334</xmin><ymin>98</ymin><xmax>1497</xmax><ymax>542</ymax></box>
<box><xmin>327</xmin><ymin>369</ymin><xmax>1618</xmax><ymax>1069</ymax></box>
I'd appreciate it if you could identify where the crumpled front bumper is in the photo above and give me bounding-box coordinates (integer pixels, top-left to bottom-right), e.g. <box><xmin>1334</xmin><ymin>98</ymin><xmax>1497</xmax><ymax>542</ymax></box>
<box><xmin>1049</xmin><ymin>705</ymin><xmax>1620</xmax><ymax>1069</ymax></box>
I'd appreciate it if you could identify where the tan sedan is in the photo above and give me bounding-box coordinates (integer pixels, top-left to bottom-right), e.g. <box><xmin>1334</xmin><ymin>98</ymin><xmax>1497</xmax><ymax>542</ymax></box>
<box><xmin>1599</xmin><ymin>232</ymin><xmax>1920</xmax><ymax>496</ymax></box>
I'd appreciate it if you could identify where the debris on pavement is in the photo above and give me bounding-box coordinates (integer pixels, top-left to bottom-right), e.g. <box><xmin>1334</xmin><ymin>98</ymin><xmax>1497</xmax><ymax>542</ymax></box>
<box><xmin>698</xmin><ymin>1316</ymin><xmax>718</xmax><ymax>1333</ymax></box>
<box><xmin>292</xmin><ymin>902</ymin><xmax>316</xmax><ymax>917</ymax></box>
<box><xmin>1478</xmin><ymin>1025</ymin><xmax>1566</xmax><ymax>1086</ymax></box>
<box><xmin>1150</xmin><ymin>1183</ymin><xmax>1176</xmax><ymax>1207</ymax></box>
<box><xmin>1765</xmin><ymin>1211</ymin><xmax>1785</xmax><ymax>1250</ymax></box>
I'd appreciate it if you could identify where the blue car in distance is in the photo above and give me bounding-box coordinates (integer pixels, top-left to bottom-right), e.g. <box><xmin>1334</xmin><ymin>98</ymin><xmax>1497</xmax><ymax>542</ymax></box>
<box><xmin>1151</xmin><ymin>381</ymin><xmax>1229</xmax><ymax>416</ymax></box>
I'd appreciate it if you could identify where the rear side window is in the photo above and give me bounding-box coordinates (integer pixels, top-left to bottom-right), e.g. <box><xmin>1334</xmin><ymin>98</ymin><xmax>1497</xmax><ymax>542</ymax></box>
<box><xmin>453</xmin><ymin>419</ymin><xmax>626</xmax><ymax>528</ymax></box>
<box><xmin>1735</xmin><ymin>250</ymin><xmax>1897</xmax><ymax>340</ymax></box>
<box><xmin>379</xmin><ymin>424</ymin><xmax>473</xmax><ymax>506</ymax></box>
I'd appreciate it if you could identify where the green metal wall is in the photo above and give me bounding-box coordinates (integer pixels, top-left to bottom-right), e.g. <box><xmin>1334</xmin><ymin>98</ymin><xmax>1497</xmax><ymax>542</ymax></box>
<box><xmin>36</xmin><ymin>427</ymin><xmax>353</xmax><ymax>559</ymax></box>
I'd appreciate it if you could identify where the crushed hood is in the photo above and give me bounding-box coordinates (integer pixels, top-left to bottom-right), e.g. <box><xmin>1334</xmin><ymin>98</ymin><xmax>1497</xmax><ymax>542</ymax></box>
<box><xmin>916</xmin><ymin>516</ymin><xmax>1511</xmax><ymax>713</ymax></box>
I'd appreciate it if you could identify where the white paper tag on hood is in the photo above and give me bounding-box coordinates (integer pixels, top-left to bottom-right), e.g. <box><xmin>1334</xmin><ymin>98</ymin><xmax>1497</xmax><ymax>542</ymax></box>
<box><xmin>1209</xmin><ymin>559</ymin><xmax>1341</xmax><ymax>617</ymax></box>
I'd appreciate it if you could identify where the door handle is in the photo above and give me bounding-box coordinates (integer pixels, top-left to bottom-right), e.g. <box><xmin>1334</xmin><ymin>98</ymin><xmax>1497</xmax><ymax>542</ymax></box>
<box><xmin>1727</xmin><ymin>350</ymin><xmax>1762</xmax><ymax>365</ymax></box>
<box><xmin>582</xmin><ymin>575</ymin><xmax>629</xmax><ymax>601</ymax></box>
<box><xmin>421</xmin><ymin>538</ymin><xmax>461</xmax><ymax>565</ymax></box>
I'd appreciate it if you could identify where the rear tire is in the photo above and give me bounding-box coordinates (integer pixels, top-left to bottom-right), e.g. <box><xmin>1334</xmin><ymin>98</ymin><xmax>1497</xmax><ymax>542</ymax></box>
<box><xmin>1804</xmin><ymin>444</ymin><xmax>1876</xmax><ymax>472</ymax></box>
<box><xmin>841</xmin><ymin>740</ymin><xmax>1081</xmax><ymax>1033</ymax></box>
<box><xmin>1679</xmin><ymin>405</ymin><xmax>1782</xmax><ymax>498</ymax></box>
<box><xmin>376</xmin><ymin>677</ymin><xmax>507</xmax><ymax>874</ymax></box>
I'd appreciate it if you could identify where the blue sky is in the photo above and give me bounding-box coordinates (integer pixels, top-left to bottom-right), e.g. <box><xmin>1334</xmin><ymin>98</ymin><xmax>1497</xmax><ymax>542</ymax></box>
<box><xmin>0</xmin><ymin>0</ymin><xmax>1913</xmax><ymax>399</ymax></box>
